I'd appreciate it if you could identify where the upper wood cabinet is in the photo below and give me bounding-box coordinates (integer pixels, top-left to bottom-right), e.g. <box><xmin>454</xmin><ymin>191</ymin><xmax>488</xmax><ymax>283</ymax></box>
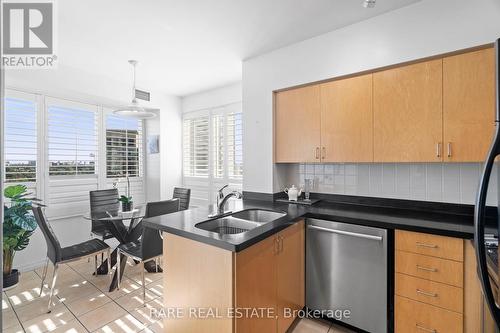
<box><xmin>443</xmin><ymin>48</ymin><xmax>495</xmax><ymax>162</ymax></box>
<box><xmin>373</xmin><ymin>59</ymin><xmax>443</xmax><ymax>162</ymax></box>
<box><xmin>274</xmin><ymin>46</ymin><xmax>495</xmax><ymax>164</ymax></box>
<box><xmin>320</xmin><ymin>74</ymin><xmax>373</xmax><ymax>162</ymax></box>
<box><xmin>274</xmin><ymin>85</ymin><xmax>321</xmax><ymax>163</ymax></box>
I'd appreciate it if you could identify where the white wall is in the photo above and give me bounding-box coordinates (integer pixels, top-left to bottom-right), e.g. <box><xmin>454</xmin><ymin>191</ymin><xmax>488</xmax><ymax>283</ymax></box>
<box><xmin>242</xmin><ymin>0</ymin><xmax>500</xmax><ymax>195</ymax></box>
<box><xmin>5</xmin><ymin>65</ymin><xmax>182</xmax><ymax>271</ymax></box>
<box><xmin>182</xmin><ymin>82</ymin><xmax>242</xmax><ymax>113</ymax></box>
<box><xmin>159</xmin><ymin>95</ymin><xmax>183</xmax><ymax>200</ymax></box>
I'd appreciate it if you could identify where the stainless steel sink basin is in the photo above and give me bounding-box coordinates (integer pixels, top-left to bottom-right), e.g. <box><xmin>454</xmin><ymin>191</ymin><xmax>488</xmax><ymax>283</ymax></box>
<box><xmin>195</xmin><ymin>209</ymin><xmax>286</xmax><ymax>235</ymax></box>
<box><xmin>195</xmin><ymin>217</ymin><xmax>260</xmax><ymax>235</ymax></box>
<box><xmin>231</xmin><ymin>209</ymin><xmax>286</xmax><ymax>223</ymax></box>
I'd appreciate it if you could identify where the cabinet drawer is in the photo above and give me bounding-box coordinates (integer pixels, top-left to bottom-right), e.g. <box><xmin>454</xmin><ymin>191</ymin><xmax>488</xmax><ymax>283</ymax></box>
<box><xmin>395</xmin><ymin>296</ymin><xmax>463</xmax><ymax>333</ymax></box>
<box><xmin>395</xmin><ymin>273</ymin><xmax>463</xmax><ymax>313</ymax></box>
<box><xmin>396</xmin><ymin>230</ymin><xmax>463</xmax><ymax>262</ymax></box>
<box><xmin>396</xmin><ymin>251</ymin><xmax>463</xmax><ymax>287</ymax></box>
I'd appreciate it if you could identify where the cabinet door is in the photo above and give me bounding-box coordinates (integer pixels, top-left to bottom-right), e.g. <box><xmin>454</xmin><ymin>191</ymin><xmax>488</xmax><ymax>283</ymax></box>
<box><xmin>373</xmin><ymin>59</ymin><xmax>443</xmax><ymax>162</ymax></box>
<box><xmin>443</xmin><ymin>48</ymin><xmax>495</xmax><ymax>162</ymax></box>
<box><xmin>235</xmin><ymin>235</ymin><xmax>278</xmax><ymax>333</ymax></box>
<box><xmin>276</xmin><ymin>221</ymin><xmax>305</xmax><ymax>333</ymax></box>
<box><xmin>275</xmin><ymin>85</ymin><xmax>321</xmax><ymax>163</ymax></box>
<box><xmin>320</xmin><ymin>74</ymin><xmax>373</xmax><ymax>162</ymax></box>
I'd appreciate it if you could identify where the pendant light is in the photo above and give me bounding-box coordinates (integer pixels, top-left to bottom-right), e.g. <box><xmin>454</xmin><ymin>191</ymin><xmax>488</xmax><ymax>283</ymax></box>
<box><xmin>113</xmin><ymin>60</ymin><xmax>158</xmax><ymax>119</ymax></box>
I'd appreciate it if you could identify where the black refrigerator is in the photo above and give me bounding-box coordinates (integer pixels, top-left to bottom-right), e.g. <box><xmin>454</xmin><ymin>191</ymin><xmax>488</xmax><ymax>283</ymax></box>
<box><xmin>475</xmin><ymin>37</ymin><xmax>500</xmax><ymax>330</ymax></box>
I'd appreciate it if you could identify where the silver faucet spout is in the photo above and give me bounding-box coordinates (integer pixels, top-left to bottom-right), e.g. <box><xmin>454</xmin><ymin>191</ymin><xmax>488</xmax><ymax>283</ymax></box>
<box><xmin>209</xmin><ymin>185</ymin><xmax>243</xmax><ymax>218</ymax></box>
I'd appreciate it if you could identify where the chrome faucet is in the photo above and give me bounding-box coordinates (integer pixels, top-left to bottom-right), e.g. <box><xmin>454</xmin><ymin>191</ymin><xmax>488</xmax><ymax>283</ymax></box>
<box><xmin>209</xmin><ymin>184</ymin><xmax>243</xmax><ymax>217</ymax></box>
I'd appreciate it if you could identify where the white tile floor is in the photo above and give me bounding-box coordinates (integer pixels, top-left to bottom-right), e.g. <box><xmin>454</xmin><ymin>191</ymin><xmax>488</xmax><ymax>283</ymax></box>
<box><xmin>2</xmin><ymin>258</ymin><xmax>353</xmax><ymax>333</ymax></box>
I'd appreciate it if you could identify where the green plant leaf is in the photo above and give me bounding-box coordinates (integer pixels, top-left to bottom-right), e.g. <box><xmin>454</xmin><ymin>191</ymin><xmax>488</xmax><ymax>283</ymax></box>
<box><xmin>4</xmin><ymin>185</ymin><xmax>27</xmax><ymax>199</ymax></box>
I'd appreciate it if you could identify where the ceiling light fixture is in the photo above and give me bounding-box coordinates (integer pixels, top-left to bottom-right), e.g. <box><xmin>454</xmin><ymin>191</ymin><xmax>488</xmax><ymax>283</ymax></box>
<box><xmin>113</xmin><ymin>60</ymin><xmax>158</xmax><ymax>119</ymax></box>
<box><xmin>363</xmin><ymin>0</ymin><xmax>376</xmax><ymax>8</ymax></box>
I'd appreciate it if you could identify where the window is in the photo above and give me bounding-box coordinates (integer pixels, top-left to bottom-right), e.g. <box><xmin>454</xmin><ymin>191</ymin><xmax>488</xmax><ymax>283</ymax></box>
<box><xmin>183</xmin><ymin>114</ymin><xmax>209</xmax><ymax>177</ymax></box>
<box><xmin>226</xmin><ymin>111</ymin><xmax>243</xmax><ymax>180</ymax></box>
<box><xmin>182</xmin><ymin>102</ymin><xmax>243</xmax><ymax>205</ymax></box>
<box><xmin>47</xmin><ymin>101</ymin><xmax>98</xmax><ymax>176</ymax></box>
<box><xmin>106</xmin><ymin>114</ymin><xmax>143</xmax><ymax>178</ymax></box>
<box><xmin>4</xmin><ymin>93</ymin><xmax>37</xmax><ymax>183</ymax></box>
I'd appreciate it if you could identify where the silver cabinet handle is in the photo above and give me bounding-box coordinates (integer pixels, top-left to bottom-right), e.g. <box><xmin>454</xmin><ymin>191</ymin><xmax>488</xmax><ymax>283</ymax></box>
<box><xmin>416</xmin><ymin>324</ymin><xmax>436</xmax><ymax>333</ymax></box>
<box><xmin>158</xmin><ymin>230</ymin><xmax>164</xmax><ymax>240</ymax></box>
<box><xmin>416</xmin><ymin>242</ymin><xmax>438</xmax><ymax>249</ymax></box>
<box><xmin>307</xmin><ymin>225</ymin><xmax>383</xmax><ymax>241</ymax></box>
<box><xmin>416</xmin><ymin>265</ymin><xmax>438</xmax><ymax>272</ymax></box>
<box><xmin>447</xmin><ymin>142</ymin><xmax>452</xmax><ymax>157</ymax></box>
<box><xmin>436</xmin><ymin>142</ymin><xmax>442</xmax><ymax>158</ymax></box>
<box><xmin>315</xmin><ymin>147</ymin><xmax>320</xmax><ymax>159</ymax></box>
<box><xmin>274</xmin><ymin>237</ymin><xmax>280</xmax><ymax>255</ymax></box>
<box><xmin>279</xmin><ymin>235</ymin><xmax>284</xmax><ymax>253</ymax></box>
<box><xmin>416</xmin><ymin>289</ymin><xmax>438</xmax><ymax>297</ymax></box>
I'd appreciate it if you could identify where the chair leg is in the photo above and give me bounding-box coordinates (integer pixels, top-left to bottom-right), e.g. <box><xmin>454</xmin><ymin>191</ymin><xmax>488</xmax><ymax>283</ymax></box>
<box><xmin>155</xmin><ymin>258</ymin><xmax>158</xmax><ymax>273</ymax></box>
<box><xmin>117</xmin><ymin>250</ymin><xmax>121</xmax><ymax>290</ymax></box>
<box><xmin>39</xmin><ymin>258</ymin><xmax>49</xmax><ymax>297</ymax></box>
<box><xmin>107</xmin><ymin>249</ymin><xmax>111</xmax><ymax>278</ymax></box>
<box><xmin>47</xmin><ymin>263</ymin><xmax>59</xmax><ymax>313</ymax></box>
<box><xmin>94</xmin><ymin>255</ymin><xmax>98</xmax><ymax>275</ymax></box>
<box><xmin>141</xmin><ymin>261</ymin><xmax>146</xmax><ymax>306</ymax></box>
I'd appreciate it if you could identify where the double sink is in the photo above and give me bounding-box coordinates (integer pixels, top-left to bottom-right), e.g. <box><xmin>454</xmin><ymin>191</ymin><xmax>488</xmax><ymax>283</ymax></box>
<box><xmin>195</xmin><ymin>209</ymin><xmax>286</xmax><ymax>236</ymax></box>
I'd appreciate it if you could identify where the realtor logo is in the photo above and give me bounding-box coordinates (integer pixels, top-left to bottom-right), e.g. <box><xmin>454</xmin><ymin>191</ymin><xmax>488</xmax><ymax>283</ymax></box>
<box><xmin>2</xmin><ymin>1</ymin><xmax>57</xmax><ymax>68</ymax></box>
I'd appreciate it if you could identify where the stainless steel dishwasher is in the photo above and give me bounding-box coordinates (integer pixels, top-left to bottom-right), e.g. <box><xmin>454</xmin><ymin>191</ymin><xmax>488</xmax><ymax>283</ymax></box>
<box><xmin>306</xmin><ymin>218</ymin><xmax>388</xmax><ymax>333</ymax></box>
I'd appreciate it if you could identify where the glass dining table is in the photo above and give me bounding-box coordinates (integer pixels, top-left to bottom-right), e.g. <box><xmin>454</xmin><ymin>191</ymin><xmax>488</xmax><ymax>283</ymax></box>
<box><xmin>83</xmin><ymin>207</ymin><xmax>161</xmax><ymax>291</ymax></box>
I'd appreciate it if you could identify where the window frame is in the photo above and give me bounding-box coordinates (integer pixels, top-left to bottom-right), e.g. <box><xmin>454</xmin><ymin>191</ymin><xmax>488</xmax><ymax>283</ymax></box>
<box><xmin>182</xmin><ymin>102</ymin><xmax>243</xmax><ymax>205</ymax></box>
<box><xmin>45</xmin><ymin>97</ymin><xmax>99</xmax><ymax>179</ymax></box>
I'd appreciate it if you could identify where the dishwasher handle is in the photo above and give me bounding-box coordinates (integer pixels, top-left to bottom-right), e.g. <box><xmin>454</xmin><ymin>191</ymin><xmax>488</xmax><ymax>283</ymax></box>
<box><xmin>307</xmin><ymin>224</ymin><xmax>383</xmax><ymax>242</ymax></box>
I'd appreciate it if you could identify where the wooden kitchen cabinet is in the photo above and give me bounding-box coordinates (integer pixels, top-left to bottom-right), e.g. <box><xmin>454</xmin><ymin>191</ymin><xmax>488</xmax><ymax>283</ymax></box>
<box><xmin>235</xmin><ymin>233</ymin><xmax>278</xmax><ymax>333</ymax></box>
<box><xmin>236</xmin><ymin>220</ymin><xmax>305</xmax><ymax>333</ymax></box>
<box><xmin>276</xmin><ymin>221</ymin><xmax>305</xmax><ymax>332</ymax></box>
<box><xmin>395</xmin><ymin>230</ymin><xmax>491</xmax><ymax>333</ymax></box>
<box><xmin>443</xmin><ymin>48</ymin><xmax>495</xmax><ymax>162</ymax></box>
<box><xmin>373</xmin><ymin>59</ymin><xmax>443</xmax><ymax>162</ymax></box>
<box><xmin>320</xmin><ymin>74</ymin><xmax>373</xmax><ymax>162</ymax></box>
<box><xmin>274</xmin><ymin>86</ymin><xmax>321</xmax><ymax>163</ymax></box>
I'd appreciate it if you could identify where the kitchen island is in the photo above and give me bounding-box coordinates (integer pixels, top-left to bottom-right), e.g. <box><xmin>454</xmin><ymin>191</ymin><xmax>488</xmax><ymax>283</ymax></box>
<box><xmin>143</xmin><ymin>194</ymin><xmax>495</xmax><ymax>333</ymax></box>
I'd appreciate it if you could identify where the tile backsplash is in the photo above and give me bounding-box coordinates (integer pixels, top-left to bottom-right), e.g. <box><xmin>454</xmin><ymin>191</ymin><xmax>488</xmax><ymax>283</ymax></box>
<box><xmin>290</xmin><ymin>163</ymin><xmax>497</xmax><ymax>205</ymax></box>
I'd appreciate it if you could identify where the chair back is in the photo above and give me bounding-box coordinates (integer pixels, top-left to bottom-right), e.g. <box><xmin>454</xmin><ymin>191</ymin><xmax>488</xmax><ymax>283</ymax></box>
<box><xmin>89</xmin><ymin>189</ymin><xmax>119</xmax><ymax>233</ymax></box>
<box><xmin>32</xmin><ymin>206</ymin><xmax>62</xmax><ymax>263</ymax></box>
<box><xmin>142</xmin><ymin>199</ymin><xmax>180</xmax><ymax>260</ymax></box>
<box><xmin>173</xmin><ymin>187</ymin><xmax>191</xmax><ymax>210</ymax></box>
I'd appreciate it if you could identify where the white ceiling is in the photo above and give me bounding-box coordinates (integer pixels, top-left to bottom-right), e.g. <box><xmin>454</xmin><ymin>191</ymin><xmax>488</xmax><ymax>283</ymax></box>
<box><xmin>57</xmin><ymin>0</ymin><xmax>421</xmax><ymax>97</ymax></box>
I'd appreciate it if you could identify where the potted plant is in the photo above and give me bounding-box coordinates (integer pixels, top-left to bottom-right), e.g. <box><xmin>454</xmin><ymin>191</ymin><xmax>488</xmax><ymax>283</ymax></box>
<box><xmin>3</xmin><ymin>184</ymin><xmax>43</xmax><ymax>289</ymax></box>
<box><xmin>116</xmin><ymin>175</ymin><xmax>133</xmax><ymax>211</ymax></box>
<box><xmin>119</xmin><ymin>195</ymin><xmax>133</xmax><ymax>212</ymax></box>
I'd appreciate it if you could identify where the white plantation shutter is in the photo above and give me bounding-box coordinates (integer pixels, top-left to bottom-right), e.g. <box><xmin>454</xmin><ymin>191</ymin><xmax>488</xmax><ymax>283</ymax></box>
<box><xmin>227</xmin><ymin>109</ymin><xmax>243</xmax><ymax>180</ymax></box>
<box><xmin>46</xmin><ymin>98</ymin><xmax>99</xmax><ymax>218</ymax></box>
<box><xmin>182</xmin><ymin>103</ymin><xmax>243</xmax><ymax>206</ymax></box>
<box><xmin>47</xmin><ymin>102</ymin><xmax>98</xmax><ymax>176</ymax></box>
<box><xmin>212</xmin><ymin>113</ymin><xmax>224</xmax><ymax>179</ymax></box>
<box><xmin>106</xmin><ymin>114</ymin><xmax>145</xmax><ymax>205</ymax></box>
<box><xmin>183</xmin><ymin>114</ymin><xmax>209</xmax><ymax>177</ymax></box>
<box><xmin>4</xmin><ymin>92</ymin><xmax>37</xmax><ymax>185</ymax></box>
<box><xmin>106</xmin><ymin>115</ymin><xmax>143</xmax><ymax>178</ymax></box>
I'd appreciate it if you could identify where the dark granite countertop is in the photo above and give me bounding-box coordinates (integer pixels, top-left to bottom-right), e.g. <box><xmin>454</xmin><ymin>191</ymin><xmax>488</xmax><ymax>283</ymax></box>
<box><xmin>142</xmin><ymin>196</ymin><xmax>497</xmax><ymax>252</ymax></box>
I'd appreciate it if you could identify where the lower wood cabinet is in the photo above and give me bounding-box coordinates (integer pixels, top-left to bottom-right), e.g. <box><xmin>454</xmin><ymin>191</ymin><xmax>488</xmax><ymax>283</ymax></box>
<box><xmin>163</xmin><ymin>220</ymin><xmax>305</xmax><ymax>333</ymax></box>
<box><xmin>235</xmin><ymin>220</ymin><xmax>305</xmax><ymax>333</ymax></box>
<box><xmin>395</xmin><ymin>230</ymin><xmax>494</xmax><ymax>333</ymax></box>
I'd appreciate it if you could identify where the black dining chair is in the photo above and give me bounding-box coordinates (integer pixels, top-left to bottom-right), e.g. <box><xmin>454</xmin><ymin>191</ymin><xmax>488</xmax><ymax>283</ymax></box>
<box><xmin>173</xmin><ymin>187</ymin><xmax>191</xmax><ymax>210</ymax></box>
<box><xmin>32</xmin><ymin>206</ymin><xmax>111</xmax><ymax>313</ymax></box>
<box><xmin>89</xmin><ymin>189</ymin><xmax>119</xmax><ymax>241</ymax></box>
<box><xmin>117</xmin><ymin>199</ymin><xmax>180</xmax><ymax>304</ymax></box>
